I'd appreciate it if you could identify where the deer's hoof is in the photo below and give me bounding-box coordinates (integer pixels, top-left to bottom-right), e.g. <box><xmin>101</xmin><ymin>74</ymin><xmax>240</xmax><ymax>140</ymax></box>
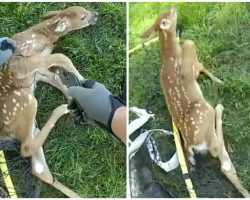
<box><xmin>216</xmin><ymin>104</ymin><xmax>224</xmax><ymax>111</ymax></box>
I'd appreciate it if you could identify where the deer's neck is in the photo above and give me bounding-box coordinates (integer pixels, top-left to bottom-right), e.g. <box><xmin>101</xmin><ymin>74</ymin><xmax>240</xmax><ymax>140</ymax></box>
<box><xmin>159</xmin><ymin>30</ymin><xmax>186</xmax><ymax>123</ymax></box>
<box><xmin>159</xmin><ymin>30</ymin><xmax>181</xmax><ymax>80</ymax></box>
<box><xmin>159</xmin><ymin>30</ymin><xmax>180</xmax><ymax>65</ymax></box>
<box><xmin>32</xmin><ymin>22</ymin><xmax>60</xmax><ymax>44</ymax></box>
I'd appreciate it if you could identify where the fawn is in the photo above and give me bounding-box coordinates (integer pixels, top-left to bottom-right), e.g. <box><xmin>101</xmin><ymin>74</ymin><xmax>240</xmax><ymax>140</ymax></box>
<box><xmin>0</xmin><ymin>6</ymin><xmax>98</xmax><ymax>197</ymax></box>
<box><xmin>141</xmin><ymin>7</ymin><xmax>250</xmax><ymax>197</ymax></box>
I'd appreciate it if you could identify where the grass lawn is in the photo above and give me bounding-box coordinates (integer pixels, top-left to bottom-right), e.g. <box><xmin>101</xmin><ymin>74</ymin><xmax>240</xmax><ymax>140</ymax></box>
<box><xmin>129</xmin><ymin>2</ymin><xmax>250</xmax><ymax>197</ymax></box>
<box><xmin>0</xmin><ymin>2</ymin><xmax>126</xmax><ymax>198</ymax></box>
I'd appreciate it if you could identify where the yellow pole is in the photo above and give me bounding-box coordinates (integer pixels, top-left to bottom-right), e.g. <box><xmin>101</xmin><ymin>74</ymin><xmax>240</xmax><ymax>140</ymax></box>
<box><xmin>172</xmin><ymin>122</ymin><xmax>197</xmax><ymax>198</ymax></box>
<box><xmin>0</xmin><ymin>150</ymin><xmax>18</xmax><ymax>198</ymax></box>
<box><xmin>129</xmin><ymin>37</ymin><xmax>158</xmax><ymax>55</ymax></box>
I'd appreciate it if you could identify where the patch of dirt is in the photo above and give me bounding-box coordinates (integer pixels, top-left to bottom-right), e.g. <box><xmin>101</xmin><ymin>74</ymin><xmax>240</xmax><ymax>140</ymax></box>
<box><xmin>129</xmin><ymin>118</ymin><xmax>243</xmax><ymax>198</ymax></box>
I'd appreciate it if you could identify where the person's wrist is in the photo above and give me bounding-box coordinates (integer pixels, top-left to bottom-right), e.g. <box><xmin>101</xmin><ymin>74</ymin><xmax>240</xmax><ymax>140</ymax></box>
<box><xmin>111</xmin><ymin>106</ymin><xmax>126</xmax><ymax>144</ymax></box>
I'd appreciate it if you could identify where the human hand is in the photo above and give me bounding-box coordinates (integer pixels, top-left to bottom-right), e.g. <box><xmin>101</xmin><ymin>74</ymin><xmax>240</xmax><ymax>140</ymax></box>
<box><xmin>67</xmin><ymin>79</ymin><xmax>125</xmax><ymax>134</ymax></box>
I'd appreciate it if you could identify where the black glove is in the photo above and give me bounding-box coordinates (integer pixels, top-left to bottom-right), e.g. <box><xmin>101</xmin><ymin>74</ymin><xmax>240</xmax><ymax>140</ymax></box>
<box><xmin>67</xmin><ymin>79</ymin><xmax>125</xmax><ymax>135</ymax></box>
<box><xmin>0</xmin><ymin>37</ymin><xmax>16</xmax><ymax>66</ymax></box>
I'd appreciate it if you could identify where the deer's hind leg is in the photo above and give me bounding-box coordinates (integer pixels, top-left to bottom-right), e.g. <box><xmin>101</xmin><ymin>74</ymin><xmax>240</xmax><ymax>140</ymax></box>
<box><xmin>12</xmin><ymin>90</ymin><xmax>80</xmax><ymax>197</ymax></box>
<box><xmin>11</xmin><ymin>88</ymin><xmax>69</xmax><ymax>157</ymax></box>
<box><xmin>209</xmin><ymin>104</ymin><xmax>250</xmax><ymax>197</ymax></box>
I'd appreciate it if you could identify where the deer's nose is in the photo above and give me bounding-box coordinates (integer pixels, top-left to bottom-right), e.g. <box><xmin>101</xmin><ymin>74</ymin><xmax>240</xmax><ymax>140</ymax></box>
<box><xmin>93</xmin><ymin>12</ymin><xmax>98</xmax><ymax>18</ymax></box>
<box><xmin>171</xmin><ymin>6</ymin><xmax>177</xmax><ymax>12</ymax></box>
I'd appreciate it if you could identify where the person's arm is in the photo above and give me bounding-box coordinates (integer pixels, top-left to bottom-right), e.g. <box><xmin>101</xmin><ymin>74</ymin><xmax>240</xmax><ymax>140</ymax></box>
<box><xmin>67</xmin><ymin>79</ymin><xmax>126</xmax><ymax>144</ymax></box>
<box><xmin>0</xmin><ymin>37</ymin><xmax>16</xmax><ymax>66</ymax></box>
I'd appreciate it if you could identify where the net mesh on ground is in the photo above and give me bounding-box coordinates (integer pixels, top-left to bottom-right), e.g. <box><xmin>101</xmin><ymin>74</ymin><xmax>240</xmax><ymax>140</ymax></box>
<box><xmin>0</xmin><ymin>140</ymin><xmax>42</xmax><ymax>198</ymax></box>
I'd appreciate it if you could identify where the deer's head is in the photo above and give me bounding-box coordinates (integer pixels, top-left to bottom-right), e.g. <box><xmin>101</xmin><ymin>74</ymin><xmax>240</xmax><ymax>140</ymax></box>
<box><xmin>43</xmin><ymin>6</ymin><xmax>98</xmax><ymax>35</ymax></box>
<box><xmin>141</xmin><ymin>7</ymin><xmax>177</xmax><ymax>39</ymax></box>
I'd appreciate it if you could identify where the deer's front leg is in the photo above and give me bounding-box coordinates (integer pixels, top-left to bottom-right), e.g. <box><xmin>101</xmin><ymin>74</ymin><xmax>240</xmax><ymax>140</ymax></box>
<box><xmin>46</xmin><ymin>53</ymin><xmax>84</xmax><ymax>81</ymax></box>
<box><xmin>181</xmin><ymin>40</ymin><xmax>222</xmax><ymax>84</ymax></box>
<box><xmin>9</xmin><ymin>53</ymin><xmax>84</xmax><ymax>81</ymax></box>
<box><xmin>194</xmin><ymin>62</ymin><xmax>223</xmax><ymax>84</ymax></box>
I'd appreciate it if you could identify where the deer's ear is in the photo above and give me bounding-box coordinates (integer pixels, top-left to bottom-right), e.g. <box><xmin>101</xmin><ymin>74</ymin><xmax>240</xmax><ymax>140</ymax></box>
<box><xmin>140</xmin><ymin>24</ymin><xmax>156</xmax><ymax>39</ymax></box>
<box><xmin>53</xmin><ymin>16</ymin><xmax>70</xmax><ymax>32</ymax></box>
<box><xmin>43</xmin><ymin>10</ymin><xmax>61</xmax><ymax>19</ymax></box>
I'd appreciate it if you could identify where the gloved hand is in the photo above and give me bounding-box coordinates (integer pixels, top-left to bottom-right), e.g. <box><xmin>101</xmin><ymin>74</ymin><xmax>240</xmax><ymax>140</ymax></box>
<box><xmin>0</xmin><ymin>37</ymin><xmax>16</xmax><ymax>66</ymax></box>
<box><xmin>67</xmin><ymin>79</ymin><xmax>125</xmax><ymax>135</ymax></box>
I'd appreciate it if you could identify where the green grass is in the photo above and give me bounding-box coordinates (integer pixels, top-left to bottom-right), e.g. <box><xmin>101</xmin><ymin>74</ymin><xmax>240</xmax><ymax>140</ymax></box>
<box><xmin>0</xmin><ymin>2</ymin><xmax>126</xmax><ymax>198</ymax></box>
<box><xmin>129</xmin><ymin>2</ymin><xmax>250</xmax><ymax>197</ymax></box>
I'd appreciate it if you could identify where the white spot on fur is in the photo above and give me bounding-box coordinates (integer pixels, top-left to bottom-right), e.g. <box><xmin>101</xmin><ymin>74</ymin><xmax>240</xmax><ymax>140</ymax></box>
<box><xmin>15</xmin><ymin>91</ymin><xmax>21</xmax><ymax>96</ymax></box>
<box><xmin>34</xmin><ymin>162</ymin><xmax>44</xmax><ymax>174</ymax></box>
<box><xmin>28</xmin><ymin>94</ymin><xmax>33</xmax><ymax>101</ymax></box>
<box><xmin>32</xmin><ymin>34</ymin><xmax>35</xmax><ymax>38</ymax></box>
<box><xmin>194</xmin><ymin>129</ymin><xmax>199</xmax><ymax>136</ymax></box>
<box><xmin>195</xmin><ymin>103</ymin><xmax>201</xmax><ymax>107</ymax></box>
<box><xmin>222</xmin><ymin>161</ymin><xmax>231</xmax><ymax>171</ymax></box>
